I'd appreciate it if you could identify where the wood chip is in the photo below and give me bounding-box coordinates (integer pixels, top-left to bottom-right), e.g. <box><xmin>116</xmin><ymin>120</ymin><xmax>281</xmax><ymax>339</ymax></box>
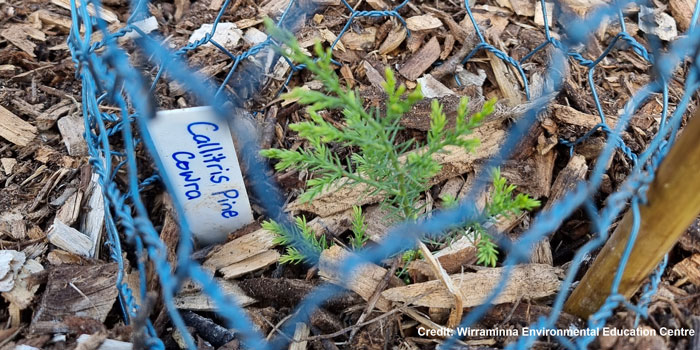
<box><xmin>234</xmin><ymin>18</ymin><xmax>264</xmax><ymax>30</ymax></box>
<box><xmin>379</xmin><ymin>26</ymin><xmax>407</xmax><ymax>55</ymax></box>
<box><xmin>0</xmin><ymin>211</ymin><xmax>25</xmax><ymax>241</ymax></box>
<box><xmin>406</xmin><ymin>14</ymin><xmax>443</xmax><ymax>31</ymax></box>
<box><xmin>673</xmin><ymin>254</ymin><xmax>700</xmax><ymax>286</ymax></box>
<box><xmin>558</xmin><ymin>0</ymin><xmax>607</xmax><ymax>13</ymax></box>
<box><xmin>534</xmin><ymin>1</ymin><xmax>554</xmax><ymax>27</ymax></box>
<box><xmin>0</xmin><ymin>65</ymin><xmax>17</xmax><ymax>79</ymax></box>
<box><xmin>47</xmin><ymin>250</ymin><xmax>88</xmax><ymax>266</ymax></box>
<box><xmin>434</xmin><ymin>235</ymin><xmax>478</xmax><ymax>271</ymax></box>
<box><xmin>501</xmin><ymin>149</ymin><xmax>555</xmax><ymax>199</ymax></box>
<box><xmin>0</xmin><ymin>158</ymin><xmax>17</xmax><ymax>175</ymax></box>
<box><xmin>363</xmin><ymin>205</ymin><xmax>393</xmax><ymax>241</ymax></box>
<box><xmin>363</xmin><ymin>60</ymin><xmax>386</xmax><ymax>90</ymax></box>
<box><xmin>382</xmin><ymin>264</ymin><xmax>562</xmax><ymax>308</ymax></box>
<box><xmin>425</xmin><ymin>6</ymin><xmax>476</xmax><ymax>45</ymax></box>
<box><xmin>169</xmin><ymin>61</ymin><xmax>230</xmax><ymax>96</ymax></box>
<box><xmin>406</xmin><ymin>31</ymin><xmax>427</xmax><ymax>53</ymax></box>
<box><xmin>243</xmin><ymin>28</ymin><xmax>268</xmax><ymax>46</ymax></box>
<box><xmin>290</xmin><ymin>323</ymin><xmax>310</xmax><ymax>350</ymax></box>
<box><xmin>209</xmin><ymin>0</ymin><xmax>225</xmax><ymax>10</ymax></box>
<box><xmin>366</xmin><ymin>0</ymin><xmax>389</xmax><ymax>10</ymax></box>
<box><xmin>26</xmin><ymin>226</ymin><xmax>45</xmax><ymax>240</ymax></box>
<box><xmin>219</xmin><ymin>250</ymin><xmax>280</xmax><ymax>279</ymax></box>
<box><xmin>120</xmin><ymin>16</ymin><xmax>158</xmax><ymax>41</ymax></box>
<box><xmin>551</xmin><ymin>104</ymin><xmax>616</xmax><ymax>128</ymax></box>
<box><xmin>461</xmin><ymin>10</ymin><xmax>508</xmax><ymax>41</ymax></box>
<box><xmin>409</xmin><ymin>237</ymin><xmax>477</xmax><ymax>281</ymax></box>
<box><xmin>2</xmin><ymin>255</ymin><xmax>42</xmax><ymax>327</ymax></box>
<box><xmin>56</xmin><ymin>190</ymin><xmax>82</xmax><ymax>226</ymax></box>
<box><xmin>11</xmin><ymin>99</ymin><xmax>43</xmax><ymax>119</ymax></box>
<box><xmin>57</xmin><ymin>115</ymin><xmax>88</xmax><ymax>156</ymax></box>
<box><xmin>0</xmin><ymin>250</ymin><xmax>25</xmax><ymax>292</ymax></box>
<box><xmin>440</xmin><ymin>34</ymin><xmax>455</xmax><ymax>60</ymax></box>
<box><xmin>0</xmin><ymin>25</ymin><xmax>45</xmax><ymax>57</ymax></box>
<box><xmin>399</xmin><ymin>36</ymin><xmax>441</xmax><ymax>81</ymax></box>
<box><xmin>47</xmin><ymin>219</ymin><xmax>93</xmax><ymax>258</ymax></box>
<box><xmin>174</xmin><ymin>278</ymin><xmax>256</xmax><ymax>311</ymax></box>
<box><xmin>414</xmin><ymin>240</ymin><xmax>466</xmax><ymax>328</ymax></box>
<box><xmin>670</xmin><ymin>0</ymin><xmax>696</xmax><ymax>31</ymax></box>
<box><xmin>488</xmin><ymin>50</ymin><xmax>522</xmax><ymax>106</ymax></box>
<box><xmin>340</xmin><ymin>27</ymin><xmax>377</xmax><ymax>51</ymax></box>
<box><xmin>174</xmin><ymin>0</ymin><xmax>189</xmax><ymax>21</ymax></box>
<box><xmin>306</xmin><ymin>208</ymin><xmax>354</xmax><ymax>238</ymax></box>
<box><xmin>519</xmin><ymin>152</ymin><xmax>583</xmax><ymax>266</ymax></box>
<box><xmin>204</xmin><ymin>228</ymin><xmax>277</xmax><ymax>271</ymax></box>
<box><xmin>81</xmin><ymin>175</ymin><xmax>105</xmax><ymax>258</ymax></box>
<box><xmin>509</xmin><ymin>0</ymin><xmax>536</xmax><ymax>17</ymax></box>
<box><xmin>205</xmin><ymin>212</ymin><xmax>350</xmax><ymax>276</ymax></box>
<box><xmin>51</xmin><ymin>0</ymin><xmax>120</xmax><ymax>23</ymax></box>
<box><xmin>318</xmin><ymin>246</ymin><xmax>403</xmax><ymax>312</ymax></box>
<box><xmin>412</xmin><ymin>212</ymin><xmax>525</xmax><ymax>280</ymax></box>
<box><xmin>438</xmin><ymin>177</ymin><xmax>465</xmax><ymax>203</ymax></box>
<box><xmin>76</xmin><ymin>334</ymin><xmax>132</xmax><ymax>350</ymax></box>
<box><xmin>0</xmin><ymin>105</ymin><xmax>37</xmax><ymax>147</ymax></box>
<box><xmin>31</xmin><ymin>263</ymin><xmax>119</xmax><ymax>334</ymax></box>
<box><xmin>544</xmin><ymin>154</ymin><xmax>587</xmax><ymax>211</ymax></box>
<box><xmin>33</xmin><ymin>10</ymin><xmax>72</xmax><ymax>32</ymax></box>
<box><xmin>320</xmin><ymin>28</ymin><xmax>344</xmax><ymax>52</ymax></box>
<box><xmin>2</xmin><ymin>258</ymin><xmax>43</xmax><ymax>310</ymax></box>
<box><xmin>340</xmin><ymin>64</ymin><xmax>354</xmax><ymax>88</ymax></box>
<box><xmin>36</xmin><ymin>100</ymin><xmax>73</xmax><ymax>130</ymax></box>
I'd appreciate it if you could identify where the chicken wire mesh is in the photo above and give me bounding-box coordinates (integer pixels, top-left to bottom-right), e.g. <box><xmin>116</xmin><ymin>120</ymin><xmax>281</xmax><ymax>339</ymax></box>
<box><xmin>67</xmin><ymin>0</ymin><xmax>700</xmax><ymax>348</ymax></box>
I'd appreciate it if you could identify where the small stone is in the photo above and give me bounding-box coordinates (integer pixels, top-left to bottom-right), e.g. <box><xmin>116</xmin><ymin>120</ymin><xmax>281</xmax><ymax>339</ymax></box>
<box><xmin>639</xmin><ymin>6</ymin><xmax>678</xmax><ymax>41</ymax></box>
<box><xmin>189</xmin><ymin>22</ymin><xmax>242</xmax><ymax>49</ymax></box>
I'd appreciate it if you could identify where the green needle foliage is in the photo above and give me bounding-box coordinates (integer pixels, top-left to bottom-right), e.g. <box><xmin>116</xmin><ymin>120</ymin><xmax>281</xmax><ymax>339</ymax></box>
<box><xmin>350</xmin><ymin>205</ymin><xmax>369</xmax><ymax>250</ymax></box>
<box><xmin>262</xmin><ymin>19</ymin><xmax>494</xmax><ymax>223</ymax></box>
<box><xmin>440</xmin><ymin>168</ymin><xmax>541</xmax><ymax>267</ymax></box>
<box><xmin>487</xmin><ymin>168</ymin><xmax>541</xmax><ymax>217</ymax></box>
<box><xmin>262</xmin><ymin>217</ymin><xmax>329</xmax><ymax>265</ymax></box>
<box><xmin>262</xmin><ymin>20</ymin><xmax>536</xmax><ymax>268</ymax></box>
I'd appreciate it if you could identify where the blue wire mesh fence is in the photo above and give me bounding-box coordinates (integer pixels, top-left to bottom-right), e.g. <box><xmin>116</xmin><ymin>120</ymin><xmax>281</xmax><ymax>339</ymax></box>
<box><xmin>67</xmin><ymin>0</ymin><xmax>700</xmax><ymax>348</ymax></box>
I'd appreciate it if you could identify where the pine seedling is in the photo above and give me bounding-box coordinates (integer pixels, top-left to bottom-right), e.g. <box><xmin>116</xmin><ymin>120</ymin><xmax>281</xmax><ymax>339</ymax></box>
<box><xmin>350</xmin><ymin>206</ymin><xmax>369</xmax><ymax>250</ymax></box>
<box><xmin>471</xmin><ymin>224</ymin><xmax>500</xmax><ymax>267</ymax></box>
<box><xmin>261</xmin><ymin>21</ymin><xmax>536</xmax><ymax>268</ymax></box>
<box><xmin>438</xmin><ymin>169</ymin><xmax>540</xmax><ymax>267</ymax></box>
<box><xmin>439</xmin><ymin>193</ymin><xmax>458</xmax><ymax>208</ymax></box>
<box><xmin>398</xmin><ymin>248</ymin><xmax>424</xmax><ymax>283</ymax></box>
<box><xmin>476</xmin><ymin>168</ymin><xmax>540</xmax><ymax>266</ymax></box>
<box><xmin>487</xmin><ymin>168</ymin><xmax>541</xmax><ymax>218</ymax></box>
<box><xmin>262</xmin><ymin>19</ymin><xmax>494</xmax><ymax>224</ymax></box>
<box><xmin>262</xmin><ymin>217</ymin><xmax>329</xmax><ymax>265</ymax></box>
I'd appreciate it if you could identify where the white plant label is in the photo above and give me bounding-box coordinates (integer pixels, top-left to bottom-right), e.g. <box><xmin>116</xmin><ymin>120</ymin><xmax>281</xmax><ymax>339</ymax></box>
<box><xmin>147</xmin><ymin>106</ymin><xmax>254</xmax><ymax>243</ymax></box>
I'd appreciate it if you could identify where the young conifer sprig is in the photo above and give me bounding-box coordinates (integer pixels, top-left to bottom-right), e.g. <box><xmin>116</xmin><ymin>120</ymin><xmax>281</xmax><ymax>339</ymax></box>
<box><xmin>487</xmin><ymin>168</ymin><xmax>541</xmax><ymax>218</ymax></box>
<box><xmin>261</xmin><ymin>20</ymin><xmax>538</xmax><ymax>268</ymax></box>
<box><xmin>441</xmin><ymin>169</ymin><xmax>541</xmax><ymax>267</ymax></box>
<box><xmin>350</xmin><ymin>205</ymin><xmax>369</xmax><ymax>250</ymax></box>
<box><xmin>262</xmin><ymin>217</ymin><xmax>329</xmax><ymax>265</ymax></box>
<box><xmin>262</xmin><ymin>19</ymin><xmax>496</xmax><ymax>221</ymax></box>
